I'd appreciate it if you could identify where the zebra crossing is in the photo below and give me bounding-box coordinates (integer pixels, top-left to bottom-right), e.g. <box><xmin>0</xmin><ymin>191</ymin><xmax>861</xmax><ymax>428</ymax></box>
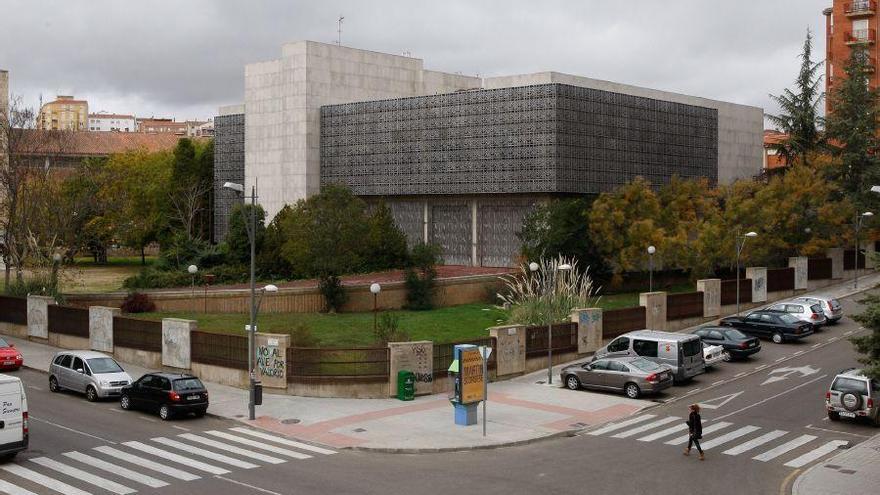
<box><xmin>587</xmin><ymin>414</ymin><xmax>848</xmax><ymax>468</ymax></box>
<box><xmin>0</xmin><ymin>427</ymin><xmax>336</xmax><ymax>495</ymax></box>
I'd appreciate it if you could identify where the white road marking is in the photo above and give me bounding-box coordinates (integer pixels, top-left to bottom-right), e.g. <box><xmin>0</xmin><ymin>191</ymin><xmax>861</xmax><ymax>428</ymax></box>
<box><xmin>664</xmin><ymin>422</ymin><xmax>733</xmax><ymax>445</ymax></box>
<box><xmin>685</xmin><ymin>388</ymin><xmax>701</xmax><ymax>395</ymax></box>
<box><xmin>699</xmin><ymin>425</ymin><xmax>761</xmax><ymax>450</ymax></box>
<box><xmin>215</xmin><ymin>475</ymin><xmax>284</xmax><ymax>495</ymax></box>
<box><xmin>753</xmin><ymin>434</ymin><xmax>817</xmax><ymax>462</ymax></box>
<box><xmin>713</xmin><ymin>374</ymin><xmax>828</xmax><ymax>421</ymax></box>
<box><xmin>178</xmin><ymin>434</ymin><xmax>285</xmax><ymax>464</ymax></box>
<box><xmin>27</xmin><ymin>386</ymin><xmax>43</xmax><ymax>391</ymax></box>
<box><xmin>711</xmin><ymin>380</ymin><xmax>725</xmax><ymax>386</ymax></box>
<box><xmin>775</xmin><ymin>357</ymin><xmax>787</xmax><ymax>362</ymax></box>
<box><xmin>63</xmin><ymin>451</ymin><xmax>169</xmax><ymax>488</ymax></box>
<box><xmin>804</xmin><ymin>424</ymin><xmax>871</xmax><ymax>438</ymax></box>
<box><xmin>123</xmin><ymin>441</ymin><xmax>230</xmax><ymax>475</ymax></box>
<box><xmin>0</xmin><ymin>464</ymin><xmax>92</xmax><ymax>495</ymax></box>
<box><xmin>0</xmin><ymin>479</ymin><xmax>39</xmax><ymax>495</ymax></box>
<box><xmin>734</xmin><ymin>372</ymin><xmax>747</xmax><ymax>378</ymax></box>
<box><xmin>203</xmin><ymin>431</ymin><xmax>313</xmax><ymax>459</ymax></box>
<box><xmin>587</xmin><ymin>415</ymin><xmax>657</xmax><ymax>436</ymax></box>
<box><xmin>138</xmin><ymin>415</ymin><xmax>158</xmax><ymax>423</ymax></box>
<box><xmin>793</xmin><ymin>351</ymin><xmax>804</xmax><ymax>356</ymax></box>
<box><xmin>811</xmin><ymin>343</ymin><xmax>822</xmax><ymax>348</ymax></box>
<box><xmin>30</xmin><ymin>457</ymin><xmax>135</xmax><ymax>495</ymax></box>
<box><xmin>722</xmin><ymin>430</ymin><xmax>788</xmax><ymax>456</ymax></box>
<box><xmin>172</xmin><ymin>425</ymin><xmax>190</xmax><ymax>432</ymax></box>
<box><xmin>30</xmin><ymin>416</ymin><xmax>116</xmax><ymax>443</ymax></box>
<box><xmin>637</xmin><ymin>423</ymin><xmax>689</xmax><ymax>442</ymax></box>
<box><xmin>109</xmin><ymin>408</ymin><xmax>125</xmax><ymax>414</ymax></box>
<box><xmin>784</xmin><ymin>440</ymin><xmax>848</xmax><ymax>468</ymax></box>
<box><xmin>230</xmin><ymin>427</ymin><xmax>338</xmax><ymax>455</ymax></box>
<box><xmin>151</xmin><ymin>437</ymin><xmax>259</xmax><ymax>469</ymax></box>
<box><xmin>93</xmin><ymin>445</ymin><xmax>200</xmax><ymax>481</ymax></box>
<box><xmin>755</xmin><ymin>365</ymin><xmax>768</xmax><ymax>371</ymax></box>
<box><xmin>611</xmin><ymin>416</ymin><xmax>681</xmax><ymax>439</ymax></box>
<box><xmin>843</xmin><ymin>331</ymin><xmax>853</xmax><ymax>336</ymax></box>
<box><xmin>699</xmin><ymin>391</ymin><xmax>743</xmax><ymax>410</ymax></box>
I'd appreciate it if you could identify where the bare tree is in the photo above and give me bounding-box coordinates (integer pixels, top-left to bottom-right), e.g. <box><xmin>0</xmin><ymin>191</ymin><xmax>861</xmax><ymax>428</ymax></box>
<box><xmin>168</xmin><ymin>181</ymin><xmax>212</xmax><ymax>241</ymax></box>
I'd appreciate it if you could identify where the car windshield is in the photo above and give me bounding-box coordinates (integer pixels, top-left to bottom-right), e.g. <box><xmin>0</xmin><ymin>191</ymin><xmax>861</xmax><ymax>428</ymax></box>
<box><xmin>173</xmin><ymin>378</ymin><xmax>204</xmax><ymax>391</ymax></box>
<box><xmin>0</xmin><ymin>337</ymin><xmax>8</xmax><ymax>347</ymax></box>
<box><xmin>832</xmin><ymin>377</ymin><xmax>868</xmax><ymax>395</ymax></box>
<box><xmin>724</xmin><ymin>329</ymin><xmax>748</xmax><ymax>339</ymax></box>
<box><xmin>777</xmin><ymin>313</ymin><xmax>800</xmax><ymax>324</ymax></box>
<box><xmin>627</xmin><ymin>357</ymin><xmax>662</xmax><ymax>372</ymax></box>
<box><xmin>86</xmin><ymin>357</ymin><xmax>123</xmax><ymax>374</ymax></box>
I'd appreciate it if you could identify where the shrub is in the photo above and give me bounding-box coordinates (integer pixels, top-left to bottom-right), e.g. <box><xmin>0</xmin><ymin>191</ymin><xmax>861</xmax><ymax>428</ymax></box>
<box><xmin>404</xmin><ymin>243</ymin><xmax>441</xmax><ymax>310</ymax></box>
<box><xmin>289</xmin><ymin>323</ymin><xmax>319</xmax><ymax>347</ymax></box>
<box><xmin>319</xmin><ymin>274</ymin><xmax>347</xmax><ymax>313</ymax></box>
<box><xmin>374</xmin><ymin>313</ymin><xmax>410</xmax><ymax>344</ymax></box>
<box><xmin>120</xmin><ymin>292</ymin><xmax>156</xmax><ymax>313</ymax></box>
<box><xmin>123</xmin><ymin>268</ymin><xmax>191</xmax><ymax>289</ymax></box>
<box><xmin>4</xmin><ymin>276</ymin><xmax>65</xmax><ymax>304</ymax></box>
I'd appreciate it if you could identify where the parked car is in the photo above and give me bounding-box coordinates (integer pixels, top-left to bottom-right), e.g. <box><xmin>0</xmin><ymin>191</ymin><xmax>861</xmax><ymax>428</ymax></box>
<box><xmin>0</xmin><ymin>338</ymin><xmax>23</xmax><ymax>371</ymax></box>
<box><xmin>794</xmin><ymin>296</ymin><xmax>843</xmax><ymax>324</ymax></box>
<box><xmin>691</xmin><ymin>326</ymin><xmax>761</xmax><ymax>361</ymax></box>
<box><xmin>702</xmin><ymin>342</ymin><xmax>725</xmax><ymax>368</ymax></box>
<box><xmin>765</xmin><ymin>301</ymin><xmax>827</xmax><ymax>328</ymax></box>
<box><xmin>825</xmin><ymin>368</ymin><xmax>880</xmax><ymax>426</ymax></box>
<box><xmin>120</xmin><ymin>372</ymin><xmax>208</xmax><ymax>420</ymax></box>
<box><xmin>561</xmin><ymin>356</ymin><xmax>673</xmax><ymax>399</ymax></box>
<box><xmin>0</xmin><ymin>374</ymin><xmax>28</xmax><ymax>459</ymax></box>
<box><xmin>719</xmin><ymin>310</ymin><xmax>814</xmax><ymax>344</ymax></box>
<box><xmin>48</xmin><ymin>351</ymin><xmax>132</xmax><ymax>401</ymax></box>
<box><xmin>592</xmin><ymin>330</ymin><xmax>705</xmax><ymax>383</ymax></box>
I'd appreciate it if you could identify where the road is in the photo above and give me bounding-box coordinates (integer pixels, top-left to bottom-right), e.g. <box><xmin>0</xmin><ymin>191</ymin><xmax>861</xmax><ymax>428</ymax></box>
<box><xmin>0</xmin><ymin>290</ymin><xmax>875</xmax><ymax>495</ymax></box>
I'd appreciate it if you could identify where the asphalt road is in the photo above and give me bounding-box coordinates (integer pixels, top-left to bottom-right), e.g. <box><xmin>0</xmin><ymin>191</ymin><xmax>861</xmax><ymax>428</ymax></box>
<box><xmin>0</xmin><ymin>289</ymin><xmax>876</xmax><ymax>495</ymax></box>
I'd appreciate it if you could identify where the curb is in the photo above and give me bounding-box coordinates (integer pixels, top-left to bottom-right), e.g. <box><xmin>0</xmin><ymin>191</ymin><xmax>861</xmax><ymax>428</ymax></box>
<box><xmin>344</xmin><ymin>428</ymin><xmax>581</xmax><ymax>454</ymax></box>
<box><xmin>791</xmin><ymin>431</ymin><xmax>880</xmax><ymax>495</ymax></box>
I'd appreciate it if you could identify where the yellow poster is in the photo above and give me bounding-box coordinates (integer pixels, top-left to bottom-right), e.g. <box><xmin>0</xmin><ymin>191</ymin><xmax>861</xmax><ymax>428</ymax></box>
<box><xmin>460</xmin><ymin>348</ymin><xmax>484</xmax><ymax>404</ymax></box>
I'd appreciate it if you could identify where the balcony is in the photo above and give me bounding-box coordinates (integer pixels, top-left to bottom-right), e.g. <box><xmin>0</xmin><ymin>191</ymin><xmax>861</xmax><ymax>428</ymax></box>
<box><xmin>846</xmin><ymin>28</ymin><xmax>877</xmax><ymax>44</ymax></box>
<box><xmin>845</xmin><ymin>1</ymin><xmax>876</xmax><ymax>16</ymax></box>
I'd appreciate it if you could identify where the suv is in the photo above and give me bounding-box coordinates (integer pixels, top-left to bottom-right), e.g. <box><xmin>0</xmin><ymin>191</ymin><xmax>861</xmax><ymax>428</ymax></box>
<box><xmin>48</xmin><ymin>351</ymin><xmax>132</xmax><ymax>402</ymax></box>
<box><xmin>826</xmin><ymin>368</ymin><xmax>880</xmax><ymax>426</ymax></box>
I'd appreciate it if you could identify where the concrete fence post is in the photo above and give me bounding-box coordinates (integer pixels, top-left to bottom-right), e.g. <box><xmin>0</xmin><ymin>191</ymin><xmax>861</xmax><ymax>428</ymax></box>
<box><xmin>639</xmin><ymin>292</ymin><xmax>667</xmax><ymax>331</ymax></box>
<box><xmin>745</xmin><ymin>267</ymin><xmax>767</xmax><ymax>303</ymax></box>
<box><xmin>88</xmin><ymin>306</ymin><xmax>119</xmax><ymax>352</ymax></box>
<box><xmin>570</xmin><ymin>309</ymin><xmax>602</xmax><ymax>354</ymax></box>
<box><xmin>26</xmin><ymin>295</ymin><xmax>54</xmax><ymax>339</ymax></box>
<box><xmin>388</xmin><ymin>340</ymin><xmax>433</xmax><ymax>397</ymax></box>
<box><xmin>488</xmin><ymin>325</ymin><xmax>526</xmax><ymax>377</ymax></box>
<box><xmin>255</xmin><ymin>333</ymin><xmax>289</xmax><ymax>389</ymax></box>
<box><xmin>789</xmin><ymin>257</ymin><xmax>808</xmax><ymax>290</ymax></box>
<box><xmin>696</xmin><ymin>279</ymin><xmax>721</xmax><ymax>318</ymax></box>
<box><xmin>862</xmin><ymin>241</ymin><xmax>877</xmax><ymax>270</ymax></box>
<box><xmin>161</xmin><ymin>318</ymin><xmax>195</xmax><ymax>370</ymax></box>
<box><xmin>827</xmin><ymin>248</ymin><xmax>844</xmax><ymax>279</ymax></box>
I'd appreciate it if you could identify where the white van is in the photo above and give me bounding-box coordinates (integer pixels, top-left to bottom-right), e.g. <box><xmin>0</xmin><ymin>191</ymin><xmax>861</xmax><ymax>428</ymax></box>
<box><xmin>0</xmin><ymin>374</ymin><xmax>28</xmax><ymax>459</ymax></box>
<box><xmin>592</xmin><ymin>330</ymin><xmax>706</xmax><ymax>383</ymax></box>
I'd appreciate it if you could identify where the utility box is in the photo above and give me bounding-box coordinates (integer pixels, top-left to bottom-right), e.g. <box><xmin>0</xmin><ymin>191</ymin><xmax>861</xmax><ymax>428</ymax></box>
<box><xmin>254</xmin><ymin>381</ymin><xmax>263</xmax><ymax>405</ymax></box>
<box><xmin>397</xmin><ymin>370</ymin><xmax>415</xmax><ymax>401</ymax></box>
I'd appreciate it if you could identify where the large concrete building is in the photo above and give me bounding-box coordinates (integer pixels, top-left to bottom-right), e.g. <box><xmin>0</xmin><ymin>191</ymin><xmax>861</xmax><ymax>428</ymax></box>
<box><xmin>215</xmin><ymin>41</ymin><xmax>763</xmax><ymax>265</ymax></box>
<box><xmin>38</xmin><ymin>95</ymin><xmax>88</xmax><ymax>131</ymax></box>
<box><xmin>824</xmin><ymin>1</ymin><xmax>878</xmax><ymax>114</ymax></box>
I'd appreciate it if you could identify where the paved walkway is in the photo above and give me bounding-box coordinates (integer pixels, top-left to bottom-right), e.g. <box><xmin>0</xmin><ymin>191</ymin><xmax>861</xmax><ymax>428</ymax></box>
<box><xmin>793</xmin><ymin>432</ymin><xmax>880</xmax><ymax>495</ymax></box>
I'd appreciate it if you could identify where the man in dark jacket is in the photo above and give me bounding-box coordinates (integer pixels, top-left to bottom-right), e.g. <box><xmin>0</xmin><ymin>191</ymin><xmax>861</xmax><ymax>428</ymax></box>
<box><xmin>684</xmin><ymin>403</ymin><xmax>704</xmax><ymax>460</ymax></box>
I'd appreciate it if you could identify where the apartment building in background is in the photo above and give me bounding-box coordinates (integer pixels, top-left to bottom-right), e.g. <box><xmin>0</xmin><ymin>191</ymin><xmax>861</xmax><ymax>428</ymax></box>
<box><xmin>824</xmin><ymin>0</ymin><xmax>879</xmax><ymax>113</ymax></box>
<box><xmin>88</xmin><ymin>112</ymin><xmax>136</xmax><ymax>132</ymax></box>
<box><xmin>38</xmin><ymin>95</ymin><xmax>88</xmax><ymax>131</ymax></box>
<box><xmin>137</xmin><ymin>117</ymin><xmax>209</xmax><ymax>136</ymax></box>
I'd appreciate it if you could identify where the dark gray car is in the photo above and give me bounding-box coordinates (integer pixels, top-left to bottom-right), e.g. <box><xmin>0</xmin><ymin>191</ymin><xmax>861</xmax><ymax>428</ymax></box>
<box><xmin>561</xmin><ymin>356</ymin><xmax>674</xmax><ymax>399</ymax></box>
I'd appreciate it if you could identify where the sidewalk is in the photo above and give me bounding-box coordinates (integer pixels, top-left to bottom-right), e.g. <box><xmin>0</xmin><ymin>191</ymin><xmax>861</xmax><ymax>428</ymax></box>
<box><xmin>7</xmin><ymin>271</ymin><xmax>880</xmax><ymax>453</ymax></box>
<box><xmin>793</xmin><ymin>432</ymin><xmax>880</xmax><ymax>495</ymax></box>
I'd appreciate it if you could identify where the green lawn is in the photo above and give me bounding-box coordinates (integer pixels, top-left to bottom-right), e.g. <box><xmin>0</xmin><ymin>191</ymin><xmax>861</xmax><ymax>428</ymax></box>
<box><xmin>597</xmin><ymin>283</ymin><xmax>695</xmax><ymax>310</ymax></box>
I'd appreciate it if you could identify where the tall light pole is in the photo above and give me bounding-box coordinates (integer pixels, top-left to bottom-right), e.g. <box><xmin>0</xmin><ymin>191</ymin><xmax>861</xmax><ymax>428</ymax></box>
<box><xmin>735</xmin><ymin>231</ymin><xmax>758</xmax><ymax>316</ymax></box>
<box><xmin>370</xmin><ymin>283</ymin><xmax>382</xmax><ymax>333</ymax></box>
<box><xmin>188</xmin><ymin>264</ymin><xmax>198</xmax><ymax>310</ymax></box>
<box><xmin>855</xmin><ymin>211</ymin><xmax>873</xmax><ymax>289</ymax></box>
<box><xmin>647</xmin><ymin>245</ymin><xmax>656</xmax><ymax>292</ymax></box>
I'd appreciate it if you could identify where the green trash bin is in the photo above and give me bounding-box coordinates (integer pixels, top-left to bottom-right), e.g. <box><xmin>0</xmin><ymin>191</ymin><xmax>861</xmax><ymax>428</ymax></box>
<box><xmin>397</xmin><ymin>370</ymin><xmax>415</xmax><ymax>401</ymax></box>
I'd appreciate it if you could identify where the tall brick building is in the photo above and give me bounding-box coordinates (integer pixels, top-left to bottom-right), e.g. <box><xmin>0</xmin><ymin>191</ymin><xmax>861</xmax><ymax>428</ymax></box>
<box><xmin>824</xmin><ymin>1</ymin><xmax>879</xmax><ymax>113</ymax></box>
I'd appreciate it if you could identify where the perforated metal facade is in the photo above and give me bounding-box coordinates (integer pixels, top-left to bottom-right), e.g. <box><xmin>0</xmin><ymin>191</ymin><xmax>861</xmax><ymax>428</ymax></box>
<box><xmin>213</xmin><ymin>112</ymin><xmax>245</xmax><ymax>242</ymax></box>
<box><xmin>319</xmin><ymin>83</ymin><xmax>718</xmax><ymax>196</ymax></box>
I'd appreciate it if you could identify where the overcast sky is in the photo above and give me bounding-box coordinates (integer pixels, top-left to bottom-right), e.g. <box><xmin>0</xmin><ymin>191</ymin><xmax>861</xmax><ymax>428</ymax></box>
<box><xmin>0</xmin><ymin>0</ymin><xmax>830</xmax><ymax>123</ymax></box>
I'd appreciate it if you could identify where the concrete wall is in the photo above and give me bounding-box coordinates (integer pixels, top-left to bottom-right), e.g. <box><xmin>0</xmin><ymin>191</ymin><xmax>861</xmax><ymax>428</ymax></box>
<box><xmin>746</xmin><ymin>267</ymin><xmax>768</xmax><ymax>303</ymax></box>
<box><xmin>27</xmin><ymin>295</ymin><xmax>53</xmax><ymax>340</ymax></box>
<box><xmin>640</xmin><ymin>292</ymin><xmax>667</xmax><ymax>330</ymax></box>
<box><xmin>571</xmin><ymin>309</ymin><xmax>602</xmax><ymax>354</ymax></box>
<box><xmin>828</xmin><ymin>248</ymin><xmax>844</xmax><ymax>279</ymax></box>
<box><xmin>161</xmin><ymin>318</ymin><xmax>194</xmax><ymax>370</ymax></box>
<box><xmin>697</xmin><ymin>279</ymin><xmax>721</xmax><ymax>317</ymax></box>
<box><xmin>489</xmin><ymin>325</ymin><xmax>526</xmax><ymax>377</ymax></box>
<box><xmin>47</xmin><ymin>333</ymin><xmax>89</xmax><ymax>350</ymax></box>
<box><xmin>89</xmin><ymin>306</ymin><xmax>118</xmax><ymax>352</ymax></box>
<box><xmin>287</xmin><ymin>378</ymin><xmax>388</xmax><ymax>399</ymax></box>
<box><xmin>0</xmin><ymin>322</ymin><xmax>26</xmax><ymax>339</ymax></box>
<box><xmin>191</xmin><ymin>362</ymin><xmax>249</xmax><ymax>389</ymax></box>
<box><xmin>790</xmin><ymin>257</ymin><xmax>808</xmax><ymax>290</ymax></box>
<box><xmin>388</xmin><ymin>341</ymin><xmax>433</xmax><ymax>396</ymax></box>
<box><xmin>113</xmin><ymin>346</ymin><xmax>161</xmax><ymax>370</ymax></box>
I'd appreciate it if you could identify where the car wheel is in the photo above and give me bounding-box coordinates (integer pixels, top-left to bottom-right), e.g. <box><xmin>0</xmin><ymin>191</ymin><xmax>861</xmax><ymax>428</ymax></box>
<box><xmin>565</xmin><ymin>375</ymin><xmax>580</xmax><ymax>391</ymax></box>
<box><xmin>159</xmin><ymin>404</ymin><xmax>173</xmax><ymax>421</ymax></box>
<box><xmin>86</xmin><ymin>386</ymin><xmax>98</xmax><ymax>402</ymax></box>
<box><xmin>721</xmin><ymin>350</ymin><xmax>732</xmax><ymax>362</ymax></box>
<box><xmin>624</xmin><ymin>383</ymin><xmax>641</xmax><ymax>399</ymax></box>
<box><xmin>195</xmin><ymin>408</ymin><xmax>207</xmax><ymax>418</ymax></box>
<box><xmin>120</xmin><ymin>394</ymin><xmax>132</xmax><ymax>410</ymax></box>
<box><xmin>828</xmin><ymin>411</ymin><xmax>840</xmax><ymax>421</ymax></box>
<box><xmin>49</xmin><ymin>376</ymin><xmax>60</xmax><ymax>392</ymax></box>
<box><xmin>772</xmin><ymin>332</ymin><xmax>784</xmax><ymax>344</ymax></box>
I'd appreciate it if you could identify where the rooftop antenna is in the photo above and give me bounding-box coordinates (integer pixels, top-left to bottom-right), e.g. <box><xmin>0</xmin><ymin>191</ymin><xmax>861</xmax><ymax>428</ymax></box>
<box><xmin>336</xmin><ymin>15</ymin><xmax>344</xmax><ymax>46</ymax></box>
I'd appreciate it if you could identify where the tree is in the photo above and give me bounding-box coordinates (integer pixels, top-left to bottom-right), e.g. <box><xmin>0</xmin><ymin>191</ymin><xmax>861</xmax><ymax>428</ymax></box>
<box><xmin>363</xmin><ymin>201</ymin><xmax>409</xmax><ymax>273</ymax></box>
<box><xmin>852</xmin><ymin>294</ymin><xmax>880</xmax><ymax>380</ymax></box>
<box><xmin>767</xmin><ymin>29</ymin><xmax>824</xmax><ymax>167</ymax></box>
<box><xmin>656</xmin><ymin>177</ymin><xmax>720</xmax><ymax>279</ymax></box>
<box><xmin>258</xmin><ymin>205</ymin><xmax>294</xmax><ymax>278</ymax></box>
<box><xmin>226</xmin><ymin>203</ymin><xmax>266</xmax><ymax>265</ymax></box>
<box><xmin>164</xmin><ymin>138</ymin><xmax>213</xmax><ymax>241</ymax></box>
<box><xmin>404</xmin><ymin>243</ymin><xmax>442</xmax><ymax>310</ymax></box>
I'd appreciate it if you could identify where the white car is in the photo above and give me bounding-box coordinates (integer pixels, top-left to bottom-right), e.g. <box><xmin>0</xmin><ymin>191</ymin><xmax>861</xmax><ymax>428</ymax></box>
<box><xmin>702</xmin><ymin>342</ymin><xmax>724</xmax><ymax>368</ymax></box>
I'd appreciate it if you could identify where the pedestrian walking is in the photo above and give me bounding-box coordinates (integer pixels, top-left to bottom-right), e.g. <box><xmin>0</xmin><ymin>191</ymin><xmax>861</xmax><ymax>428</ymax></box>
<box><xmin>684</xmin><ymin>403</ymin><xmax>704</xmax><ymax>460</ymax></box>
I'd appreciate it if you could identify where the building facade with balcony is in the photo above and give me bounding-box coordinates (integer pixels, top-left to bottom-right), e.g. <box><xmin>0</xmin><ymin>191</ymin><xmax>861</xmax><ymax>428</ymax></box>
<box><xmin>825</xmin><ymin>1</ymin><xmax>879</xmax><ymax>113</ymax></box>
<box><xmin>88</xmin><ymin>112</ymin><xmax>136</xmax><ymax>132</ymax></box>
<box><xmin>38</xmin><ymin>95</ymin><xmax>88</xmax><ymax>131</ymax></box>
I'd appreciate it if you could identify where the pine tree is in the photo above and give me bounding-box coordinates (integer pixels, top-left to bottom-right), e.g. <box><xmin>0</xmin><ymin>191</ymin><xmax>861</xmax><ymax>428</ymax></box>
<box><xmin>767</xmin><ymin>29</ymin><xmax>824</xmax><ymax>167</ymax></box>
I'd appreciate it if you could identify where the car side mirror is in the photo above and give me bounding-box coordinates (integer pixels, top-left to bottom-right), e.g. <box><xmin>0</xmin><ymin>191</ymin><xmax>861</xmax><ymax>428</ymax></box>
<box><xmin>75</xmin><ymin>368</ymin><xmax>84</xmax><ymax>374</ymax></box>
<box><xmin>582</xmin><ymin>364</ymin><xmax>591</xmax><ymax>370</ymax></box>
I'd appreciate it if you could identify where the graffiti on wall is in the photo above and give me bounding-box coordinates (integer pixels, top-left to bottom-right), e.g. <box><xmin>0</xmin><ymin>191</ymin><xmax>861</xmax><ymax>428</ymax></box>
<box><xmin>257</xmin><ymin>344</ymin><xmax>285</xmax><ymax>378</ymax></box>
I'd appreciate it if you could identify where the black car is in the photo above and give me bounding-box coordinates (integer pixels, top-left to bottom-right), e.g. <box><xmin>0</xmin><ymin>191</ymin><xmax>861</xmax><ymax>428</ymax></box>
<box><xmin>719</xmin><ymin>310</ymin><xmax>814</xmax><ymax>344</ymax></box>
<box><xmin>692</xmin><ymin>326</ymin><xmax>762</xmax><ymax>360</ymax></box>
<box><xmin>120</xmin><ymin>373</ymin><xmax>208</xmax><ymax>420</ymax></box>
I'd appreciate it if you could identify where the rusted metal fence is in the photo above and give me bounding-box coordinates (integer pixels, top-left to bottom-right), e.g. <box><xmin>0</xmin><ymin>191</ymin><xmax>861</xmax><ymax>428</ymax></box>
<box><xmin>433</xmin><ymin>337</ymin><xmax>496</xmax><ymax>377</ymax></box>
<box><xmin>524</xmin><ymin>322</ymin><xmax>578</xmax><ymax>358</ymax></box>
<box><xmin>603</xmin><ymin>306</ymin><xmax>646</xmax><ymax>339</ymax></box>
<box><xmin>287</xmin><ymin>346</ymin><xmax>390</xmax><ymax>380</ymax></box>
<box><xmin>767</xmin><ymin>267</ymin><xmax>795</xmax><ymax>292</ymax></box>
<box><xmin>191</xmin><ymin>331</ymin><xmax>248</xmax><ymax>370</ymax></box>
<box><xmin>844</xmin><ymin>249</ymin><xmax>866</xmax><ymax>270</ymax></box>
<box><xmin>808</xmin><ymin>258</ymin><xmax>833</xmax><ymax>280</ymax></box>
<box><xmin>47</xmin><ymin>305</ymin><xmax>89</xmax><ymax>337</ymax></box>
<box><xmin>0</xmin><ymin>296</ymin><xmax>27</xmax><ymax>325</ymax></box>
<box><xmin>666</xmin><ymin>292</ymin><xmax>704</xmax><ymax>321</ymax></box>
<box><xmin>720</xmin><ymin>279</ymin><xmax>752</xmax><ymax>306</ymax></box>
<box><xmin>112</xmin><ymin>316</ymin><xmax>162</xmax><ymax>352</ymax></box>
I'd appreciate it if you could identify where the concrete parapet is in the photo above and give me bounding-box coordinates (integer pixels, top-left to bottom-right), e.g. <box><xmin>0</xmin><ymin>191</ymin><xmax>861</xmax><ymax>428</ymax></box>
<box><xmin>488</xmin><ymin>325</ymin><xmax>526</xmax><ymax>377</ymax></box>
<box><xmin>89</xmin><ymin>306</ymin><xmax>119</xmax><ymax>352</ymax></box>
<box><xmin>827</xmin><ymin>248</ymin><xmax>844</xmax><ymax>279</ymax></box>
<box><xmin>746</xmin><ymin>267</ymin><xmax>767</xmax><ymax>303</ymax></box>
<box><xmin>789</xmin><ymin>257</ymin><xmax>808</xmax><ymax>290</ymax></box>
<box><xmin>255</xmin><ymin>333</ymin><xmax>289</xmax><ymax>389</ymax></box>
<box><xmin>26</xmin><ymin>295</ymin><xmax>54</xmax><ymax>339</ymax></box>
<box><xmin>571</xmin><ymin>308</ymin><xmax>602</xmax><ymax>354</ymax></box>
<box><xmin>696</xmin><ymin>279</ymin><xmax>721</xmax><ymax>317</ymax></box>
<box><xmin>388</xmin><ymin>340</ymin><xmax>433</xmax><ymax>397</ymax></box>
<box><xmin>639</xmin><ymin>292</ymin><xmax>667</xmax><ymax>331</ymax></box>
<box><xmin>161</xmin><ymin>318</ymin><xmax>195</xmax><ymax>370</ymax></box>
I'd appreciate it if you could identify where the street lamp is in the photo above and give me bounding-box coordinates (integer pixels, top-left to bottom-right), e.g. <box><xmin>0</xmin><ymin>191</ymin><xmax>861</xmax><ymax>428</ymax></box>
<box><xmin>223</xmin><ymin>180</ymin><xmax>261</xmax><ymax>420</ymax></box>
<box><xmin>187</xmin><ymin>264</ymin><xmax>198</xmax><ymax>307</ymax></box>
<box><xmin>855</xmin><ymin>211</ymin><xmax>874</xmax><ymax>289</ymax></box>
<box><xmin>647</xmin><ymin>245</ymin><xmax>656</xmax><ymax>292</ymax></box>
<box><xmin>370</xmin><ymin>283</ymin><xmax>382</xmax><ymax>332</ymax></box>
<box><xmin>547</xmin><ymin>263</ymin><xmax>572</xmax><ymax>385</ymax></box>
<box><xmin>735</xmin><ymin>231</ymin><xmax>758</xmax><ymax>316</ymax></box>
<box><xmin>50</xmin><ymin>252</ymin><xmax>62</xmax><ymax>294</ymax></box>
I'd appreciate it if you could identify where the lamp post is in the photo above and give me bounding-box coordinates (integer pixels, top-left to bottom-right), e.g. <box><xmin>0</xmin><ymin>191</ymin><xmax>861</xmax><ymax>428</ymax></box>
<box><xmin>187</xmin><ymin>264</ymin><xmax>198</xmax><ymax>310</ymax></box>
<box><xmin>370</xmin><ymin>283</ymin><xmax>381</xmax><ymax>332</ymax></box>
<box><xmin>735</xmin><ymin>231</ymin><xmax>758</xmax><ymax>316</ymax></box>
<box><xmin>50</xmin><ymin>252</ymin><xmax>62</xmax><ymax>295</ymax></box>
<box><xmin>855</xmin><ymin>211</ymin><xmax>873</xmax><ymax>289</ymax></box>
<box><xmin>647</xmin><ymin>245</ymin><xmax>656</xmax><ymax>292</ymax></box>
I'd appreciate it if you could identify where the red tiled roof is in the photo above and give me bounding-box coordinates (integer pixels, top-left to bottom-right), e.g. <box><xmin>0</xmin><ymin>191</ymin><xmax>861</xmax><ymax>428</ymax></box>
<box><xmin>11</xmin><ymin>130</ymin><xmax>205</xmax><ymax>157</ymax></box>
<box><xmin>763</xmin><ymin>129</ymin><xmax>788</xmax><ymax>147</ymax></box>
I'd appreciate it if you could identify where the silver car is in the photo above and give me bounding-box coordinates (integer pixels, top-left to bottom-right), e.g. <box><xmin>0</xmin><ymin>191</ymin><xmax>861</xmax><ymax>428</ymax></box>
<box><xmin>48</xmin><ymin>351</ymin><xmax>132</xmax><ymax>401</ymax></box>
<box><xmin>561</xmin><ymin>356</ymin><xmax>674</xmax><ymax>399</ymax></box>
<box><xmin>766</xmin><ymin>301</ymin><xmax>828</xmax><ymax>328</ymax></box>
<box><xmin>794</xmin><ymin>296</ymin><xmax>843</xmax><ymax>324</ymax></box>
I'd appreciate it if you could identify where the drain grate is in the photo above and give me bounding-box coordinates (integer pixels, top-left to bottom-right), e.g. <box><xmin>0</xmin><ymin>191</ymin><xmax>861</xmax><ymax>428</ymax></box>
<box><xmin>353</xmin><ymin>428</ymin><xmax>367</xmax><ymax>433</ymax></box>
<box><xmin>569</xmin><ymin>422</ymin><xmax>588</xmax><ymax>428</ymax></box>
<box><xmin>281</xmin><ymin>418</ymin><xmax>301</xmax><ymax>425</ymax></box>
